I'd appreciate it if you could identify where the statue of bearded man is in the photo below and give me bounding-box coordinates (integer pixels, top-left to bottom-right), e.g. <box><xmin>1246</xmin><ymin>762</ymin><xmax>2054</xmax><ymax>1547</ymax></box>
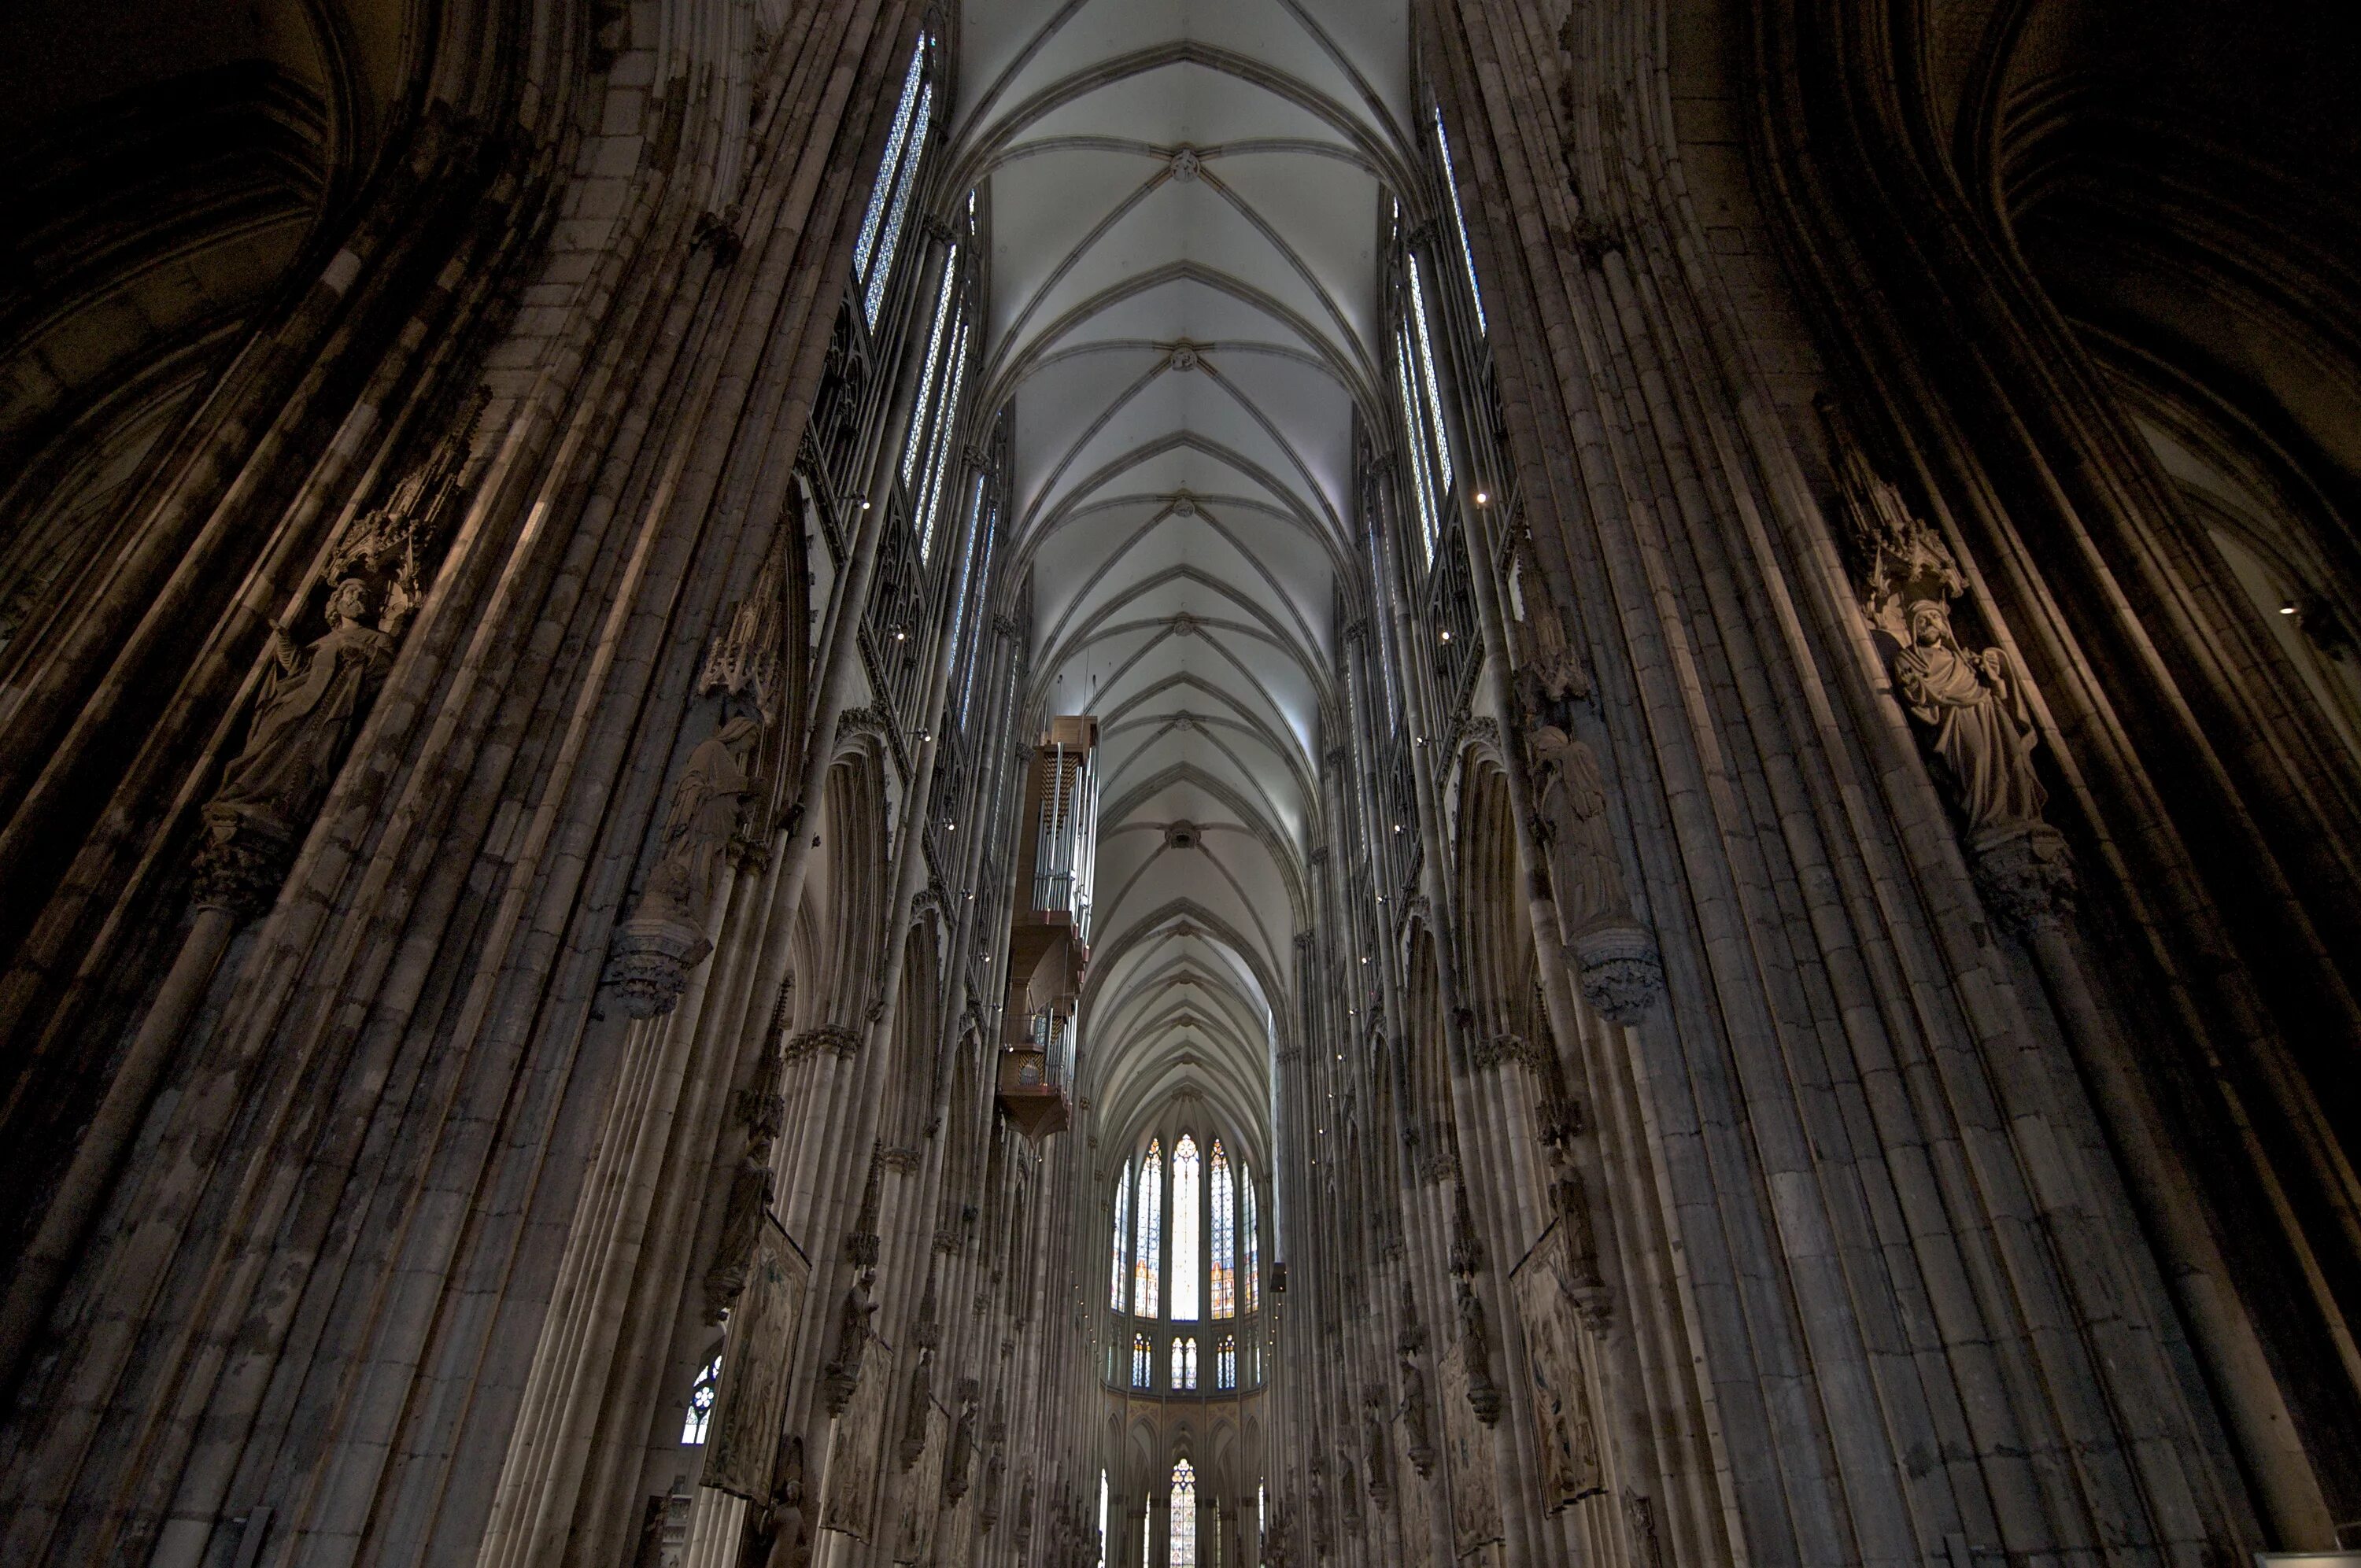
<box><xmin>1891</xmin><ymin>597</ymin><xmax>2045</xmax><ymax>833</ymax></box>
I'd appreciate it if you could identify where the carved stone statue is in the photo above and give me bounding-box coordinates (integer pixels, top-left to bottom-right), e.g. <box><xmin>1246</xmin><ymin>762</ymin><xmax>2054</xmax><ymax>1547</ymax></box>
<box><xmin>1551</xmin><ymin>1167</ymin><xmax>1605</xmax><ymax>1293</ymax></box>
<box><xmin>1523</xmin><ymin>718</ymin><xmax>1665</xmax><ymax>1019</ymax></box>
<box><xmin>944</xmin><ymin>1385</ymin><xmax>979</xmax><ymax>1500</ymax></box>
<box><xmin>1362</xmin><ymin>1387</ymin><xmax>1392</xmax><ymax>1502</ymax></box>
<box><xmin>702</xmin><ymin>1157</ymin><xmax>774</xmax><ymax>1323</ymax></box>
<box><xmin>1819</xmin><ymin>397</ymin><xmax>2076</xmax><ymax>934</ymax></box>
<box><xmin>1456</xmin><ymin>1276</ymin><xmax>1503</xmax><ymax>1426</ymax></box>
<box><xmin>650</xmin><ymin>714</ymin><xmax>762</xmax><ymax>915</ymax></box>
<box><xmin>204</xmin><ymin>578</ymin><xmax>401</xmax><ymax>861</ymax></box>
<box><xmin>821</xmin><ymin>1269</ymin><xmax>878</xmax><ymax>1415</ymax></box>
<box><xmin>1890</xmin><ymin>597</ymin><xmax>2045</xmax><ymax>835</ymax></box>
<box><xmin>899</xmin><ymin>1349</ymin><xmax>933</xmax><ymax>1470</ymax></box>
<box><xmin>605</xmin><ymin>710</ymin><xmax>763</xmax><ymax>1016</ymax></box>
<box><xmin>1524</xmin><ymin>723</ymin><xmax>1622</xmax><ymax>935</ymax></box>
<box><xmin>978</xmin><ymin>1446</ymin><xmax>1006</xmax><ymax>1531</ymax></box>
<box><xmin>1398</xmin><ymin>1356</ymin><xmax>1435</xmax><ymax>1476</ymax></box>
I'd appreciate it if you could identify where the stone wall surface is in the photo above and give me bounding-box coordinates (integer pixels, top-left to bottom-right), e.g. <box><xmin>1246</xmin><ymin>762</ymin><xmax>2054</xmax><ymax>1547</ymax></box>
<box><xmin>0</xmin><ymin>0</ymin><xmax>2353</xmax><ymax>1563</ymax></box>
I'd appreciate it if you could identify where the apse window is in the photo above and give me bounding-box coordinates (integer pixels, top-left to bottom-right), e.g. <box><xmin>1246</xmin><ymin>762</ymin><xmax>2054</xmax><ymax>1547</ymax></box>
<box><xmin>1216</xmin><ymin>1333</ymin><xmax>1236</xmax><ymax>1391</ymax></box>
<box><xmin>1134</xmin><ymin>1138</ymin><xmax>1162</xmax><ymax>1317</ymax></box>
<box><xmin>1172</xmin><ymin>1334</ymin><xmax>1198</xmax><ymax>1392</ymax></box>
<box><xmin>1171</xmin><ymin>1134</ymin><xmax>1202</xmax><ymax>1321</ymax></box>
<box><xmin>1210</xmin><ymin>1138</ymin><xmax>1236</xmax><ymax>1319</ymax></box>
<box><xmin>1132</xmin><ymin>1332</ymin><xmax>1153</xmax><ymax>1389</ymax></box>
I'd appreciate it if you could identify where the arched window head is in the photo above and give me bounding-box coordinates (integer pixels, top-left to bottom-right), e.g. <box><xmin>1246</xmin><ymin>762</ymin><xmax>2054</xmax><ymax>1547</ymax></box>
<box><xmin>1216</xmin><ymin>1334</ymin><xmax>1236</xmax><ymax>1391</ymax></box>
<box><xmin>1133</xmin><ymin>1140</ymin><xmax>1162</xmax><ymax>1317</ymax></box>
<box><xmin>1169</xmin><ymin>1457</ymin><xmax>1199</xmax><ymax>1567</ymax></box>
<box><xmin>1110</xmin><ymin>1162</ymin><xmax>1131</xmax><ymax>1312</ymax></box>
<box><xmin>1171</xmin><ymin>1134</ymin><xmax>1202</xmax><ymax>1321</ymax></box>
<box><xmin>1132</xmin><ymin>1332</ymin><xmax>1151</xmax><ymax>1389</ymax></box>
<box><xmin>1171</xmin><ymin>1334</ymin><xmax>1197</xmax><ymax>1392</ymax></box>
<box><xmin>1210</xmin><ymin>1138</ymin><xmax>1235</xmax><ymax>1319</ymax></box>
<box><xmin>681</xmin><ymin>1351</ymin><xmax>721</xmax><ymax>1445</ymax></box>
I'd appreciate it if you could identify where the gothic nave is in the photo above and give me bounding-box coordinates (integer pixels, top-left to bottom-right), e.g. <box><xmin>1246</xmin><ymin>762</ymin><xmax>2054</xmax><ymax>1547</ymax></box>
<box><xmin>2</xmin><ymin>0</ymin><xmax>2359</xmax><ymax>1562</ymax></box>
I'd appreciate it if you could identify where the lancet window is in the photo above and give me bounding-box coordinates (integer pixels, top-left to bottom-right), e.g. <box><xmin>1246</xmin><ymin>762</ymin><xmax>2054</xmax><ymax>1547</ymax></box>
<box><xmin>1434</xmin><ymin>105</ymin><xmax>1487</xmax><ymax>337</ymax></box>
<box><xmin>1132</xmin><ymin>1332</ymin><xmax>1152</xmax><ymax>1389</ymax></box>
<box><xmin>855</xmin><ymin>35</ymin><xmax>935</xmax><ymax>327</ymax></box>
<box><xmin>1171</xmin><ymin>1335</ymin><xmax>1196</xmax><ymax>1392</ymax></box>
<box><xmin>1242</xmin><ymin>1164</ymin><xmax>1259</xmax><ymax>1315</ymax></box>
<box><xmin>1210</xmin><ymin>1138</ymin><xmax>1235</xmax><ymax>1318</ymax></box>
<box><xmin>1171</xmin><ymin>1133</ymin><xmax>1201</xmax><ymax>1321</ymax></box>
<box><xmin>1133</xmin><ymin>1139</ymin><xmax>1162</xmax><ymax>1318</ymax></box>
<box><xmin>1110</xmin><ymin>1161</ymin><xmax>1131</xmax><ymax>1312</ymax></box>
<box><xmin>900</xmin><ymin>220</ymin><xmax>977</xmax><ymax>565</ymax></box>
<box><xmin>1215</xmin><ymin>1334</ymin><xmax>1236</xmax><ymax>1390</ymax></box>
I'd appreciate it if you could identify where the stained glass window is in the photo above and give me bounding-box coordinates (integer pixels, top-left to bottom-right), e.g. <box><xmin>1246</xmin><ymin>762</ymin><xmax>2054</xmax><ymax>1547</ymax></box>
<box><xmin>903</xmin><ymin>253</ymin><xmax>959</xmax><ymax>486</ymax></box>
<box><xmin>1407</xmin><ymin>256</ymin><xmax>1456</xmax><ymax>500</ymax></box>
<box><xmin>952</xmin><ymin>470</ymin><xmax>997</xmax><ymax>725</ymax></box>
<box><xmin>916</xmin><ymin>318</ymin><xmax>971</xmax><ymax>561</ymax></box>
<box><xmin>1169</xmin><ymin>1459</ymin><xmax>1198</xmax><ymax>1568</ymax></box>
<box><xmin>1110</xmin><ymin>1163</ymin><xmax>1131</xmax><ymax>1312</ymax></box>
<box><xmin>681</xmin><ymin>1351</ymin><xmax>721</xmax><ymax>1444</ymax></box>
<box><xmin>864</xmin><ymin>77</ymin><xmax>934</xmax><ymax>327</ymax></box>
<box><xmin>1434</xmin><ymin>105</ymin><xmax>1487</xmax><ymax>337</ymax></box>
<box><xmin>1171</xmin><ymin>1134</ymin><xmax>1201</xmax><ymax>1321</ymax></box>
<box><xmin>854</xmin><ymin>42</ymin><xmax>926</xmax><ymax>293</ymax></box>
<box><xmin>1395</xmin><ymin>330</ymin><xmax>1440</xmax><ymax>567</ymax></box>
<box><xmin>1098</xmin><ymin>1469</ymin><xmax>1109</xmax><ymax>1568</ymax></box>
<box><xmin>1133</xmin><ymin>1140</ymin><xmax>1162</xmax><ymax>1317</ymax></box>
<box><xmin>1171</xmin><ymin>1335</ymin><xmax>1193</xmax><ymax>1392</ymax></box>
<box><xmin>1242</xmin><ymin>1164</ymin><xmax>1259</xmax><ymax>1314</ymax></box>
<box><xmin>1216</xmin><ymin>1334</ymin><xmax>1236</xmax><ymax>1390</ymax></box>
<box><xmin>1210</xmin><ymin>1139</ymin><xmax>1235</xmax><ymax>1319</ymax></box>
<box><xmin>1132</xmin><ymin>1332</ymin><xmax>1152</xmax><ymax>1389</ymax></box>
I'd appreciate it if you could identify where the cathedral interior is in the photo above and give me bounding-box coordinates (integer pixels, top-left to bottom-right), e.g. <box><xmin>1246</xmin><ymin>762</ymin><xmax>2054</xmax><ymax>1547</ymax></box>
<box><xmin>4</xmin><ymin>0</ymin><xmax>2360</xmax><ymax>1562</ymax></box>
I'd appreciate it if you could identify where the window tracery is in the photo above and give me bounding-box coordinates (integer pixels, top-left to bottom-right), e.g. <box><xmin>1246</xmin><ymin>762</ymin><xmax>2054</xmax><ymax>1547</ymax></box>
<box><xmin>1216</xmin><ymin>1333</ymin><xmax>1236</xmax><ymax>1390</ymax></box>
<box><xmin>1132</xmin><ymin>1332</ymin><xmax>1152</xmax><ymax>1389</ymax></box>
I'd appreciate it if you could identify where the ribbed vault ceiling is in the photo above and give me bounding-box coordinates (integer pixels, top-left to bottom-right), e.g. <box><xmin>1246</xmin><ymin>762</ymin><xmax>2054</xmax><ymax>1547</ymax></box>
<box><xmin>957</xmin><ymin>0</ymin><xmax>1410</xmax><ymax>1157</ymax></box>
